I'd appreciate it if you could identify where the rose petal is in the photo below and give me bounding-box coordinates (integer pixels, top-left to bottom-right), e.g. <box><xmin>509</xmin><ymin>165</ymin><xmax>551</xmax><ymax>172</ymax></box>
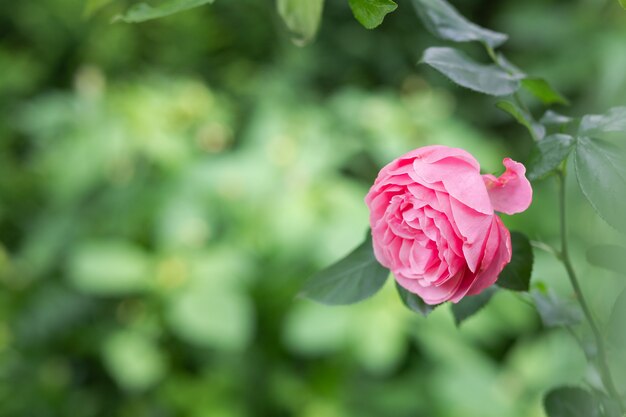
<box><xmin>395</xmin><ymin>269</ymin><xmax>465</xmax><ymax>305</ymax></box>
<box><xmin>366</xmin><ymin>146</ymin><xmax>530</xmax><ymax>305</ymax></box>
<box><xmin>483</xmin><ymin>158</ymin><xmax>533</xmax><ymax>215</ymax></box>
<box><xmin>466</xmin><ymin>217</ymin><xmax>512</xmax><ymax>296</ymax></box>
<box><xmin>412</xmin><ymin>158</ymin><xmax>493</xmax><ymax>215</ymax></box>
<box><xmin>411</xmin><ymin>145</ymin><xmax>481</xmax><ymax>170</ymax></box>
<box><xmin>449</xmin><ymin>198</ymin><xmax>492</xmax><ymax>272</ymax></box>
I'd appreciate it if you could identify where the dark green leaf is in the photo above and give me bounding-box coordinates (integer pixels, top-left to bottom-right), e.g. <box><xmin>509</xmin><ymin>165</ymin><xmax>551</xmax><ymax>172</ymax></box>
<box><xmin>450</xmin><ymin>286</ymin><xmax>497</xmax><ymax>325</ymax></box>
<box><xmin>277</xmin><ymin>0</ymin><xmax>325</xmax><ymax>46</ymax></box>
<box><xmin>395</xmin><ymin>282</ymin><xmax>438</xmax><ymax>317</ymax></box>
<box><xmin>527</xmin><ymin>134</ymin><xmax>575</xmax><ymax>181</ymax></box>
<box><xmin>340</xmin><ymin>150</ymin><xmax>379</xmax><ymax>184</ymax></box>
<box><xmin>586</xmin><ymin>244</ymin><xmax>626</xmax><ymax>275</ymax></box>
<box><xmin>412</xmin><ymin>0</ymin><xmax>507</xmax><ymax>47</ymax></box>
<box><xmin>521</xmin><ymin>77</ymin><xmax>569</xmax><ymax>105</ymax></box>
<box><xmin>421</xmin><ymin>47</ymin><xmax>521</xmax><ymax>96</ymax></box>
<box><xmin>544</xmin><ymin>387</ymin><xmax>600</xmax><ymax>417</ymax></box>
<box><xmin>531</xmin><ymin>288</ymin><xmax>583</xmax><ymax>327</ymax></box>
<box><xmin>348</xmin><ymin>0</ymin><xmax>397</xmax><ymax>29</ymax></box>
<box><xmin>496</xmin><ymin>100</ymin><xmax>545</xmax><ymax>140</ymax></box>
<box><xmin>540</xmin><ymin>110</ymin><xmax>574</xmax><ymax>126</ymax></box>
<box><xmin>497</xmin><ymin>232</ymin><xmax>533</xmax><ymax>291</ymax></box>
<box><xmin>579</xmin><ymin>106</ymin><xmax>626</xmax><ymax>137</ymax></box>
<box><xmin>608</xmin><ymin>288</ymin><xmax>626</xmax><ymax>347</ymax></box>
<box><xmin>114</xmin><ymin>0</ymin><xmax>215</xmax><ymax>23</ymax></box>
<box><xmin>574</xmin><ymin>137</ymin><xmax>626</xmax><ymax>233</ymax></box>
<box><xmin>300</xmin><ymin>234</ymin><xmax>389</xmax><ymax>305</ymax></box>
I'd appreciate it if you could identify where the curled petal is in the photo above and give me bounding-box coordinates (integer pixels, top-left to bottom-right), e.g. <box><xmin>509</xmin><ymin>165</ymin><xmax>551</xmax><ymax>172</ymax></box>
<box><xmin>365</xmin><ymin>146</ymin><xmax>532</xmax><ymax>305</ymax></box>
<box><xmin>483</xmin><ymin>158</ymin><xmax>532</xmax><ymax>215</ymax></box>
<box><xmin>466</xmin><ymin>217</ymin><xmax>512</xmax><ymax>296</ymax></box>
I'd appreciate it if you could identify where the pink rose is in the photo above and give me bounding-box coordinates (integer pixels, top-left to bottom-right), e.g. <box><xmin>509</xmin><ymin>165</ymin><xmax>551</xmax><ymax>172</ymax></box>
<box><xmin>365</xmin><ymin>145</ymin><xmax>532</xmax><ymax>305</ymax></box>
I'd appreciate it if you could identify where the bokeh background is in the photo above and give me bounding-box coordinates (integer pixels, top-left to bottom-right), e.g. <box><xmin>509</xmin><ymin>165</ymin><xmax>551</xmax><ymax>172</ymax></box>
<box><xmin>1</xmin><ymin>0</ymin><xmax>626</xmax><ymax>416</ymax></box>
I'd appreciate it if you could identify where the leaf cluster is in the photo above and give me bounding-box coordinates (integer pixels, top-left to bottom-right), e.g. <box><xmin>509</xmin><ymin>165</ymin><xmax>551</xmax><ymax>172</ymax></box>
<box><xmin>111</xmin><ymin>0</ymin><xmax>399</xmax><ymax>45</ymax></box>
<box><xmin>299</xmin><ymin>1</ymin><xmax>626</xmax><ymax>413</ymax></box>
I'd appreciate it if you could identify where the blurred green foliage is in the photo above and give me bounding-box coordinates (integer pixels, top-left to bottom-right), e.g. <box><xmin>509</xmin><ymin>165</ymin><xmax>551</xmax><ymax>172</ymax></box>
<box><xmin>1</xmin><ymin>0</ymin><xmax>625</xmax><ymax>416</ymax></box>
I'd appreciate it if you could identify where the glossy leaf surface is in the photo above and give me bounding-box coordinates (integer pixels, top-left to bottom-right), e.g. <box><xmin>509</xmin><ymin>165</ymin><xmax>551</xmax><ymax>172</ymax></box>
<box><xmin>421</xmin><ymin>47</ymin><xmax>521</xmax><ymax>96</ymax></box>
<box><xmin>527</xmin><ymin>134</ymin><xmax>574</xmax><ymax>180</ymax></box>
<box><xmin>574</xmin><ymin>137</ymin><xmax>626</xmax><ymax>233</ymax></box>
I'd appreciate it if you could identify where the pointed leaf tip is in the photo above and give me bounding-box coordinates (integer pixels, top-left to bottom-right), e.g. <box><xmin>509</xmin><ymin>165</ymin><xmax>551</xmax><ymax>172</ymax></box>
<box><xmin>300</xmin><ymin>234</ymin><xmax>389</xmax><ymax>305</ymax></box>
<box><xmin>349</xmin><ymin>0</ymin><xmax>397</xmax><ymax>29</ymax></box>
<box><xmin>421</xmin><ymin>47</ymin><xmax>521</xmax><ymax>96</ymax></box>
<box><xmin>450</xmin><ymin>286</ymin><xmax>497</xmax><ymax>325</ymax></box>
<box><xmin>277</xmin><ymin>0</ymin><xmax>325</xmax><ymax>46</ymax></box>
<box><xmin>396</xmin><ymin>282</ymin><xmax>439</xmax><ymax>317</ymax></box>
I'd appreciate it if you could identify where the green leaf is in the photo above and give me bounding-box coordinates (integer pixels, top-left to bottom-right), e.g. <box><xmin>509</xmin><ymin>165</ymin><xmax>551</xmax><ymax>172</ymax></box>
<box><xmin>277</xmin><ymin>0</ymin><xmax>325</xmax><ymax>46</ymax></box>
<box><xmin>543</xmin><ymin>387</ymin><xmax>600</xmax><ymax>417</ymax></box>
<box><xmin>586</xmin><ymin>244</ymin><xmax>626</xmax><ymax>275</ymax></box>
<box><xmin>521</xmin><ymin>77</ymin><xmax>569</xmax><ymax>105</ymax></box>
<box><xmin>620</xmin><ymin>0</ymin><xmax>626</xmax><ymax>10</ymax></box>
<box><xmin>421</xmin><ymin>47</ymin><xmax>521</xmax><ymax>96</ymax></box>
<box><xmin>300</xmin><ymin>234</ymin><xmax>389</xmax><ymax>305</ymax></box>
<box><xmin>102</xmin><ymin>331</ymin><xmax>166</xmax><ymax>391</ymax></box>
<box><xmin>579</xmin><ymin>106</ymin><xmax>626</xmax><ymax>137</ymax></box>
<box><xmin>527</xmin><ymin>134</ymin><xmax>575</xmax><ymax>181</ymax></box>
<box><xmin>574</xmin><ymin>137</ymin><xmax>626</xmax><ymax>233</ymax></box>
<box><xmin>450</xmin><ymin>286</ymin><xmax>497</xmax><ymax>325</ymax></box>
<box><xmin>608</xmin><ymin>288</ymin><xmax>626</xmax><ymax>347</ymax></box>
<box><xmin>411</xmin><ymin>0</ymin><xmax>507</xmax><ymax>47</ymax></box>
<box><xmin>348</xmin><ymin>0</ymin><xmax>397</xmax><ymax>30</ymax></box>
<box><xmin>497</xmin><ymin>232</ymin><xmax>533</xmax><ymax>291</ymax></box>
<box><xmin>531</xmin><ymin>288</ymin><xmax>583</xmax><ymax>327</ymax></box>
<box><xmin>395</xmin><ymin>282</ymin><xmax>438</xmax><ymax>317</ymax></box>
<box><xmin>114</xmin><ymin>0</ymin><xmax>215</xmax><ymax>23</ymax></box>
<box><xmin>67</xmin><ymin>241</ymin><xmax>151</xmax><ymax>295</ymax></box>
<box><xmin>496</xmin><ymin>100</ymin><xmax>545</xmax><ymax>140</ymax></box>
<box><xmin>540</xmin><ymin>110</ymin><xmax>573</xmax><ymax>126</ymax></box>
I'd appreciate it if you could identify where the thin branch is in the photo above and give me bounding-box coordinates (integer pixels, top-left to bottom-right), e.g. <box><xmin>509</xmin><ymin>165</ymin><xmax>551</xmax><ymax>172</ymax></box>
<box><xmin>557</xmin><ymin>170</ymin><xmax>625</xmax><ymax>412</ymax></box>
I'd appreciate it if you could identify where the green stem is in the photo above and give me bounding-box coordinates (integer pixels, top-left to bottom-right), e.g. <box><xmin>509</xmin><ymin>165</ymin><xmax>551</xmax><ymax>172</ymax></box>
<box><xmin>484</xmin><ymin>44</ymin><xmax>538</xmax><ymax>142</ymax></box>
<box><xmin>530</xmin><ymin>240</ymin><xmax>560</xmax><ymax>260</ymax></box>
<box><xmin>557</xmin><ymin>170</ymin><xmax>624</xmax><ymax>411</ymax></box>
<box><xmin>485</xmin><ymin>43</ymin><xmax>498</xmax><ymax>63</ymax></box>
